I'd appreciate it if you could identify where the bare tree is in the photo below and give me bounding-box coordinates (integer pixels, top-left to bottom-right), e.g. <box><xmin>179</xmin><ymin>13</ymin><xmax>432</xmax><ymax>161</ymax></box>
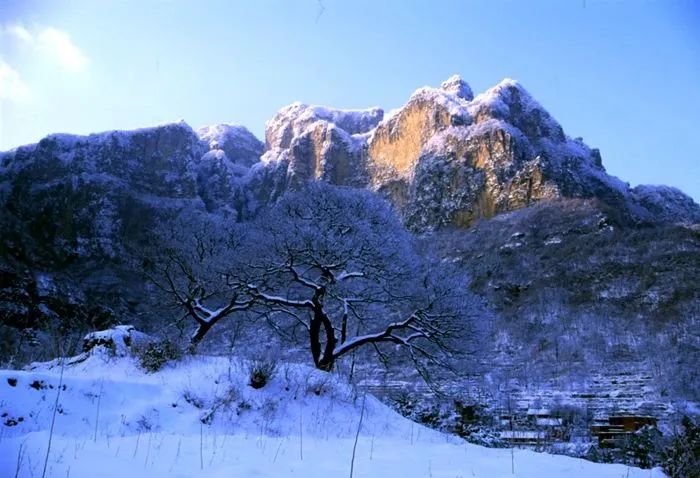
<box><xmin>241</xmin><ymin>183</ymin><xmax>479</xmax><ymax>372</ymax></box>
<box><xmin>141</xmin><ymin>210</ymin><xmax>255</xmax><ymax>351</ymax></box>
<box><xmin>140</xmin><ymin>184</ymin><xmax>481</xmax><ymax>373</ymax></box>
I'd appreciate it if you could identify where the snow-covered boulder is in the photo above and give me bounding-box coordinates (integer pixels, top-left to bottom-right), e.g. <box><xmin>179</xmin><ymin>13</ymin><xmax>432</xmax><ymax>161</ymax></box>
<box><xmin>82</xmin><ymin>325</ymin><xmax>156</xmax><ymax>357</ymax></box>
<box><xmin>24</xmin><ymin>326</ymin><xmax>156</xmax><ymax>371</ymax></box>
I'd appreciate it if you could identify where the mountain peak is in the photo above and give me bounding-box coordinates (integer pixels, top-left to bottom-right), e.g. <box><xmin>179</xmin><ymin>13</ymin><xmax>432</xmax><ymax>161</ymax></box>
<box><xmin>265</xmin><ymin>103</ymin><xmax>383</xmax><ymax>150</ymax></box>
<box><xmin>197</xmin><ymin>123</ymin><xmax>263</xmax><ymax>168</ymax></box>
<box><xmin>440</xmin><ymin>75</ymin><xmax>474</xmax><ymax>101</ymax></box>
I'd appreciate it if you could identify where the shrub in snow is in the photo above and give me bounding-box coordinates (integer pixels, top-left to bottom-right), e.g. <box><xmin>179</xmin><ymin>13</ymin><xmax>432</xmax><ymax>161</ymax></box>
<box><xmin>139</xmin><ymin>340</ymin><xmax>182</xmax><ymax>373</ymax></box>
<box><xmin>304</xmin><ymin>373</ymin><xmax>330</xmax><ymax>397</ymax></box>
<box><xmin>200</xmin><ymin>386</ymin><xmax>241</xmax><ymax>424</ymax></box>
<box><xmin>182</xmin><ymin>388</ymin><xmax>205</xmax><ymax>409</ymax></box>
<box><xmin>458</xmin><ymin>425</ymin><xmax>507</xmax><ymax>448</ymax></box>
<box><xmin>248</xmin><ymin>358</ymin><xmax>277</xmax><ymax>389</ymax></box>
<box><xmin>585</xmin><ymin>445</ymin><xmax>616</xmax><ymax>464</ymax></box>
<box><xmin>136</xmin><ymin>415</ymin><xmax>153</xmax><ymax>432</ymax></box>
<box><xmin>391</xmin><ymin>392</ymin><xmax>450</xmax><ymax>428</ymax></box>
<box><xmin>662</xmin><ymin>416</ymin><xmax>700</xmax><ymax>478</ymax></box>
<box><xmin>621</xmin><ymin>425</ymin><xmax>663</xmax><ymax>469</ymax></box>
<box><xmin>391</xmin><ymin>391</ymin><xmax>421</xmax><ymax>417</ymax></box>
<box><xmin>236</xmin><ymin>399</ymin><xmax>252</xmax><ymax>414</ymax></box>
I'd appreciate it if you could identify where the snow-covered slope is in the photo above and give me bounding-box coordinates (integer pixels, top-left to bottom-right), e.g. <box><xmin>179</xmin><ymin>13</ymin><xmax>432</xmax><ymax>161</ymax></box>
<box><xmin>0</xmin><ymin>351</ymin><xmax>665</xmax><ymax>477</ymax></box>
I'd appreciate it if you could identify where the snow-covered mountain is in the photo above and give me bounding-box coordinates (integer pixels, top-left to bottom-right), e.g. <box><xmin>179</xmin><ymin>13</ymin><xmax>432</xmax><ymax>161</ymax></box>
<box><xmin>258</xmin><ymin>75</ymin><xmax>699</xmax><ymax>229</ymax></box>
<box><xmin>2</xmin><ymin>75</ymin><xmax>698</xmax><ymax>237</ymax></box>
<box><xmin>0</xmin><ymin>76</ymin><xmax>698</xmax><ymax>464</ymax></box>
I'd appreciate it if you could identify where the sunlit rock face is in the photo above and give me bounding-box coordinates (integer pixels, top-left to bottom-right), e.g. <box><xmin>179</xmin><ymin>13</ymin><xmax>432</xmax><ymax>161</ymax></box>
<box><xmin>369</xmin><ymin>77</ymin><xmax>634</xmax><ymax>229</ymax></box>
<box><xmin>260</xmin><ymin>75</ymin><xmax>679</xmax><ymax>230</ymax></box>
<box><xmin>366</xmin><ymin>87</ymin><xmax>467</xmax><ymax>209</ymax></box>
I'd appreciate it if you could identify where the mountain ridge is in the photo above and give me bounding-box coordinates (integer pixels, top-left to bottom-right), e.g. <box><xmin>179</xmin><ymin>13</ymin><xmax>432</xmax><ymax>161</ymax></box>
<box><xmin>4</xmin><ymin>75</ymin><xmax>696</xmax><ymax>229</ymax></box>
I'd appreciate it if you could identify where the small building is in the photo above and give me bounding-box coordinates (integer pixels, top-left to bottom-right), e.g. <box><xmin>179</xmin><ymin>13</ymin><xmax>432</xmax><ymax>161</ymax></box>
<box><xmin>590</xmin><ymin>415</ymin><xmax>657</xmax><ymax>448</ymax></box>
<box><xmin>608</xmin><ymin>415</ymin><xmax>656</xmax><ymax>432</ymax></box>
<box><xmin>536</xmin><ymin>417</ymin><xmax>563</xmax><ymax>427</ymax></box>
<box><xmin>527</xmin><ymin>408</ymin><xmax>552</xmax><ymax>418</ymax></box>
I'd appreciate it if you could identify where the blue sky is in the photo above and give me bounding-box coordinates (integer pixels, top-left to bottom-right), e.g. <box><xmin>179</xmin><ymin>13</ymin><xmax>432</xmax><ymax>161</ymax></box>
<box><xmin>0</xmin><ymin>0</ymin><xmax>698</xmax><ymax>201</ymax></box>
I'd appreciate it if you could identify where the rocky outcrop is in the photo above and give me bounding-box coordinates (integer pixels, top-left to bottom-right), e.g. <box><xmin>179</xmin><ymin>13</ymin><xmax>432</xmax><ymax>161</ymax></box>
<box><xmin>264</xmin><ymin>103</ymin><xmax>383</xmax><ymax>151</ymax></box>
<box><xmin>260</xmin><ymin>103</ymin><xmax>382</xmax><ymax>189</ymax></box>
<box><xmin>368</xmin><ymin>77</ymin><xmax>638</xmax><ymax>229</ymax></box>
<box><xmin>0</xmin><ymin>122</ymin><xmax>203</xmax><ymax>264</ymax></box>
<box><xmin>285</xmin><ymin>121</ymin><xmax>368</xmax><ymax>187</ymax></box>
<box><xmin>82</xmin><ymin>325</ymin><xmax>155</xmax><ymax>356</ymax></box>
<box><xmin>259</xmin><ymin>75</ymin><xmax>699</xmax><ymax>230</ymax></box>
<box><xmin>440</xmin><ymin>74</ymin><xmax>474</xmax><ymax>100</ymax></box>
<box><xmin>197</xmin><ymin>123</ymin><xmax>263</xmax><ymax>168</ymax></box>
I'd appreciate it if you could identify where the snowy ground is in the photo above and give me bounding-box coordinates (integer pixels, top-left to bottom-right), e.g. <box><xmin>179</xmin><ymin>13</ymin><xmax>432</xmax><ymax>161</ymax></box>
<box><xmin>0</xmin><ymin>350</ymin><xmax>666</xmax><ymax>477</ymax></box>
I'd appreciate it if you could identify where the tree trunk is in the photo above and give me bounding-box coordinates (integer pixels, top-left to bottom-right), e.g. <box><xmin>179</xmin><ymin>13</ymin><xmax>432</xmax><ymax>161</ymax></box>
<box><xmin>319</xmin><ymin>312</ymin><xmax>336</xmax><ymax>371</ymax></box>
<box><xmin>189</xmin><ymin>321</ymin><xmax>214</xmax><ymax>353</ymax></box>
<box><xmin>309</xmin><ymin>315</ymin><xmax>322</xmax><ymax>368</ymax></box>
<box><xmin>309</xmin><ymin>302</ymin><xmax>337</xmax><ymax>371</ymax></box>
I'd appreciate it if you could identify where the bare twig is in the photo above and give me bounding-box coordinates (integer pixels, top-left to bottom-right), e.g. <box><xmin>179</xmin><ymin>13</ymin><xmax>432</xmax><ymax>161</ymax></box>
<box><xmin>93</xmin><ymin>380</ymin><xmax>103</xmax><ymax>442</ymax></box>
<box><xmin>349</xmin><ymin>394</ymin><xmax>366</xmax><ymax>478</ymax></box>
<box><xmin>42</xmin><ymin>354</ymin><xmax>65</xmax><ymax>478</ymax></box>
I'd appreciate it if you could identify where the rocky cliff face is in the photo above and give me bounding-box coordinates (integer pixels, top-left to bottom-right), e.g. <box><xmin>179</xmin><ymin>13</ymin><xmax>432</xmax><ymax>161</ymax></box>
<box><xmin>0</xmin><ymin>121</ymin><xmax>262</xmax><ymax>357</ymax></box>
<box><xmin>260</xmin><ymin>76</ymin><xmax>699</xmax><ymax>229</ymax></box>
<box><xmin>0</xmin><ymin>121</ymin><xmax>264</xmax><ymax>262</ymax></box>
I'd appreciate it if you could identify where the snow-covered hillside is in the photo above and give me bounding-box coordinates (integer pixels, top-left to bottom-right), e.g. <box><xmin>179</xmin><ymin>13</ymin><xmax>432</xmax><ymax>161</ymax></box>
<box><xmin>0</xmin><ymin>348</ymin><xmax>665</xmax><ymax>477</ymax></box>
